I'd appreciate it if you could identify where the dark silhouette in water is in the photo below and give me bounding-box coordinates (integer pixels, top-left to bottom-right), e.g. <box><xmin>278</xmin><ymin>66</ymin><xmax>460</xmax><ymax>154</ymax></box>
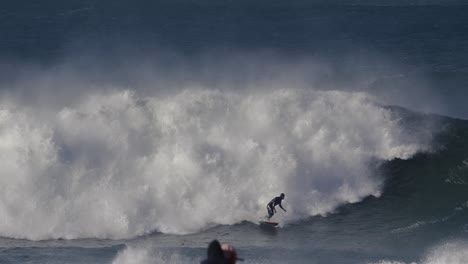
<box><xmin>201</xmin><ymin>240</ymin><xmax>243</xmax><ymax>264</ymax></box>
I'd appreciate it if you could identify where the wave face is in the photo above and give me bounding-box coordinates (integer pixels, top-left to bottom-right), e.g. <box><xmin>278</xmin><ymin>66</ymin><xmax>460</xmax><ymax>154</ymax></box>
<box><xmin>0</xmin><ymin>88</ymin><xmax>436</xmax><ymax>240</ymax></box>
<box><xmin>377</xmin><ymin>114</ymin><xmax>468</xmax><ymax>230</ymax></box>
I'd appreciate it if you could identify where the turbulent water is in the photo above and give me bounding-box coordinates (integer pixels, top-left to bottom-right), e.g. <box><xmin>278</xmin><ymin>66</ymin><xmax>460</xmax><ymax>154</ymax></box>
<box><xmin>1</xmin><ymin>1</ymin><xmax>468</xmax><ymax>264</ymax></box>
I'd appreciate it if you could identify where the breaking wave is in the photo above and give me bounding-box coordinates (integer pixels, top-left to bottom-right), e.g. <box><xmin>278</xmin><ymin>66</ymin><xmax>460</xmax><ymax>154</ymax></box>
<box><xmin>0</xmin><ymin>88</ymin><xmax>435</xmax><ymax>240</ymax></box>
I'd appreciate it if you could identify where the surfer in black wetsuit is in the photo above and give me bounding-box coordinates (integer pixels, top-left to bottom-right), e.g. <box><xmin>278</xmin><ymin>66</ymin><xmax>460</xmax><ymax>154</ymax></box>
<box><xmin>267</xmin><ymin>193</ymin><xmax>286</xmax><ymax>220</ymax></box>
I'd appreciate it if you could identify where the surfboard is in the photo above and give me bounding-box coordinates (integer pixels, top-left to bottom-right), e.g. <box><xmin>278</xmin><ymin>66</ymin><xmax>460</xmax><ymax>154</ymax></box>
<box><xmin>259</xmin><ymin>221</ymin><xmax>279</xmax><ymax>227</ymax></box>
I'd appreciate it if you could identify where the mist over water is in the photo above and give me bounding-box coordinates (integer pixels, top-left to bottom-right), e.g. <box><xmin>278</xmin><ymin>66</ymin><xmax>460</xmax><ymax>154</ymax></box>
<box><xmin>0</xmin><ymin>61</ymin><xmax>436</xmax><ymax>240</ymax></box>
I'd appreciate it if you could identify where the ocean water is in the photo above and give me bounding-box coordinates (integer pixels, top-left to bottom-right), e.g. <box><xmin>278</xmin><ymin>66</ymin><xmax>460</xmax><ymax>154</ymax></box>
<box><xmin>1</xmin><ymin>1</ymin><xmax>468</xmax><ymax>264</ymax></box>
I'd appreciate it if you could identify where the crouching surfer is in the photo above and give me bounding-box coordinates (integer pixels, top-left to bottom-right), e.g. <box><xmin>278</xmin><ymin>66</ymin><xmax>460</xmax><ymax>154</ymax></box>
<box><xmin>266</xmin><ymin>193</ymin><xmax>286</xmax><ymax>220</ymax></box>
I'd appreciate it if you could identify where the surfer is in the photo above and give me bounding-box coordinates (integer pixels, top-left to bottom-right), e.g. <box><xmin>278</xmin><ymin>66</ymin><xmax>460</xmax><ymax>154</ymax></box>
<box><xmin>267</xmin><ymin>193</ymin><xmax>286</xmax><ymax>220</ymax></box>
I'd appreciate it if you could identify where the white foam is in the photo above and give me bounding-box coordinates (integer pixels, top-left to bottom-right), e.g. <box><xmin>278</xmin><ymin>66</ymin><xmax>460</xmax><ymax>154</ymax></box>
<box><xmin>369</xmin><ymin>240</ymin><xmax>468</xmax><ymax>264</ymax></box>
<box><xmin>0</xmin><ymin>88</ymin><xmax>434</xmax><ymax>239</ymax></box>
<box><xmin>423</xmin><ymin>240</ymin><xmax>468</xmax><ymax>264</ymax></box>
<box><xmin>112</xmin><ymin>245</ymin><xmax>198</xmax><ymax>264</ymax></box>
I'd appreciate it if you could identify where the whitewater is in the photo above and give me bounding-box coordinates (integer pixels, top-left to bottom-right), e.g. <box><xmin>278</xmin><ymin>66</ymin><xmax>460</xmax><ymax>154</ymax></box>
<box><xmin>0</xmin><ymin>87</ymin><xmax>432</xmax><ymax>240</ymax></box>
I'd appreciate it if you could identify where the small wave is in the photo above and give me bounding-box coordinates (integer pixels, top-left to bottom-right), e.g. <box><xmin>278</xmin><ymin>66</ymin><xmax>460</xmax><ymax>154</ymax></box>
<box><xmin>391</xmin><ymin>202</ymin><xmax>467</xmax><ymax>234</ymax></box>
<box><xmin>58</xmin><ymin>7</ymin><xmax>94</xmax><ymax>17</ymax></box>
<box><xmin>112</xmin><ymin>245</ymin><xmax>199</xmax><ymax>264</ymax></box>
<box><xmin>391</xmin><ymin>221</ymin><xmax>427</xmax><ymax>234</ymax></box>
<box><xmin>369</xmin><ymin>240</ymin><xmax>468</xmax><ymax>264</ymax></box>
<box><xmin>423</xmin><ymin>240</ymin><xmax>468</xmax><ymax>264</ymax></box>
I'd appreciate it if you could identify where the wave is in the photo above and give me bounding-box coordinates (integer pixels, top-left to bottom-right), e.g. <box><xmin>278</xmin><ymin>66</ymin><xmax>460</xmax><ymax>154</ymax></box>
<box><xmin>112</xmin><ymin>240</ymin><xmax>468</xmax><ymax>264</ymax></box>
<box><xmin>369</xmin><ymin>240</ymin><xmax>468</xmax><ymax>264</ymax></box>
<box><xmin>0</xmin><ymin>88</ymin><xmax>436</xmax><ymax>240</ymax></box>
<box><xmin>374</xmin><ymin>114</ymin><xmax>468</xmax><ymax>226</ymax></box>
<box><xmin>112</xmin><ymin>245</ymin><xmax>199</xmax><ymax>264</ymax></box>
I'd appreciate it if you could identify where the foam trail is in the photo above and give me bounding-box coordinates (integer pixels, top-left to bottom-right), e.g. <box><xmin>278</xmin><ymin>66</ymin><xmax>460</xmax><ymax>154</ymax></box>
<box><xmin>0</xmin><ymin>88</ymin><xmax>434</xmax><ymax>239</ymax></box>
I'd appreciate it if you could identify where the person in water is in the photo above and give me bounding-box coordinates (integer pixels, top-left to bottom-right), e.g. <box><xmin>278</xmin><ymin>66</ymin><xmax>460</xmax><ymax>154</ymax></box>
<box><xmin>201</xmin><ymin>240</ymin><xmax>243</xmax><ymax>264</ymax></box>
<box><xmin>267</xmin><ymin>193</ymin><xmax>286</xmax><ymax>220</ymax></box>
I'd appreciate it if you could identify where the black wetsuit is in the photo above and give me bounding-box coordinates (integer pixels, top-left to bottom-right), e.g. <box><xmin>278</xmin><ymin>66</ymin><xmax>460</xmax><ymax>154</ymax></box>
<box><xmin>267</xmin><ymin>196</ymin><xmax>285</xmax><ymax>220</ymax></box>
